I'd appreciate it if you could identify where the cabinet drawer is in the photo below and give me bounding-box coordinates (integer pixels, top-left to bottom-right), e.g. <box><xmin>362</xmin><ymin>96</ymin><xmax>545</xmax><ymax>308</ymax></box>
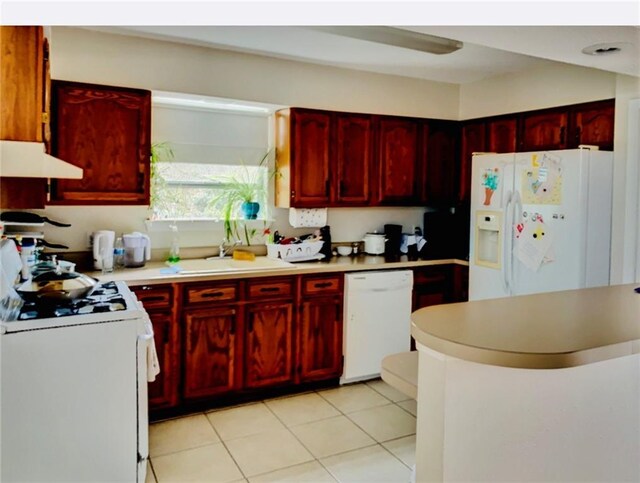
<box><xmin>413</xmin><ymin>267</ymin><xmax>448</xmax><ymax>286</ymax></box>
<box><xmin>132</xmin><ymin>285</ymin><xmax>173</xmax><ymax>309</ymax></box>
<box><xmin>247</xmin><ymin>279</ymin><xmax>293</xmax><ymax>300</ymax></box>
<box><xmin>185</xmin><ymin>284</ymin><xmax>238</xmax><ymax>305</ymax></box>
<box><xmin>302</xmin><ymin>275</ymin><xmax>342</xmax><ymax>295</ymax></box>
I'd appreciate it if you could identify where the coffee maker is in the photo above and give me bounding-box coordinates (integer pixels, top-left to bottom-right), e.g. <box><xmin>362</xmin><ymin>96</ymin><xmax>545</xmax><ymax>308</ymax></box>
<box><xmin>384</xmin><ymin>224</ymin><xmax>403</xmax><ymax>257</ymax></box>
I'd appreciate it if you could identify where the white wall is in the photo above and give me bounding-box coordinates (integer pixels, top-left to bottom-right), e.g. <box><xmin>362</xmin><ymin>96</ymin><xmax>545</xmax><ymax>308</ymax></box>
<box><xmin>459</xmin><ymin>63</ymin><xmax>617</xmax><ymax>119</ymax></box>
<box><xmin>44</xmin><ymin>27</ymin><xmax>460</xmax><ymax>253</ymax></box>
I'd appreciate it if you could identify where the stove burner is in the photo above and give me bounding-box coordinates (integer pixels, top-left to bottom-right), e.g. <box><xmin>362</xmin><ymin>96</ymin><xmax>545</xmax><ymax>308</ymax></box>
<box><xmin>17</xmin><ymin>281</ymin><xmax>129</xmax><ymax>320</ymax></box>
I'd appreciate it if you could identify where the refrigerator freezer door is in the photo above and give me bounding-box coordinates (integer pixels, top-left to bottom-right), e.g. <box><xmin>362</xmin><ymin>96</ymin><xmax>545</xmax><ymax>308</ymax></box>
<box><xmin>469</xmin><ymin>153</ymin><xmax>515</xmax><ymax>300</ymax></box>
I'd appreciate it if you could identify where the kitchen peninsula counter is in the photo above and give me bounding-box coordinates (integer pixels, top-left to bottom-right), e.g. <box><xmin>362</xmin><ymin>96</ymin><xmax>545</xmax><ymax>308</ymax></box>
<box><xmin>411</xmin><ymin>284</ymin><xmax>640</xmax><ymax>482</ymax></box>
<box><xmin>94</xmin><ymin>255</ymin><xmax>468</xmax><ymax>286</ymax></box>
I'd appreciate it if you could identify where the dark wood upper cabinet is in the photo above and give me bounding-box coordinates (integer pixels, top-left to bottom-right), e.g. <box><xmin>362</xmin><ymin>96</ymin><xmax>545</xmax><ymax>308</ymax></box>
<box><xmin>334</xmin><ymin>113</ymin><xmax>373</xmax><ymax>205</ymax></box>
<box><xmin>0</xmin><ymin>26</ymin><xmax>48</xmax><ymax>209</ymax></box>
<box><xmin>571</xmin><ymin>101</ymin><xmax>615</xmax><ymax>150</ymax></box>
<box><xmin>459</xmin><ymin>122</ymin><xmax>487</xmax><ymax>203</ymax></box>
<box><xmin>520</xmin><ymin>110</ymin><xmax>569</xmax><ymax>151</ymax></box>
<box><xmin>376</xmin><ymin>117</ymin><xmax>419</xmax><ymax>204</ymax></box>
<box><xmin>183</xmin><ymin>307</ymin><xmax>238</xmax><ymax>400</ymax></box>
<box><xmin>276</xmin><ymin>108</ymin><xmax>331</xmax><ymax>207</ymax></box>
<box><xmin>50</xmin><ymin>80</ymin><xmax>151</xmax><ymax>205</ymax></box>
<box><xmin>244</xmin><ymin>302</ymin><xmax>294</xmax><ymax>389</ymax></box>
<box><xmin>421</xmin><ymin>120</ymin><xmax>459</xmax><ymax>205</ymax></box>
<box><xmin>487</xmin><ymin>117</ymin><xmax>517</xmax><ymax>153</ymax></box>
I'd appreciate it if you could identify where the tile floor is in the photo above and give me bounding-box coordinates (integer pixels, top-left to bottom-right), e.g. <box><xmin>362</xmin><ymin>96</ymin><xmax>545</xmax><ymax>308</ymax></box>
<box><xmin>147</xmin><ymin>379</ymin><xmax>417</xmax><ymax>483</ymax></box>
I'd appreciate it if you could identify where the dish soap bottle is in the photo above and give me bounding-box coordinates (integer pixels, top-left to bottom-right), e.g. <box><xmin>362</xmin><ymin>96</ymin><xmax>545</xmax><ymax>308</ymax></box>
<box><xmin>167</xmin><ymin>223</ymin><xmax>180</xmax><ymax>264</ymax></box>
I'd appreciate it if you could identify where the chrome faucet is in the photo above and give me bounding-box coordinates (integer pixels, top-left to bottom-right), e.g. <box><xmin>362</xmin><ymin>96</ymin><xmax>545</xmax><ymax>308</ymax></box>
<box><xmin>218</xmin><ymin>238</ymin><xmax>241</xmax><ymax>258</ymax></box>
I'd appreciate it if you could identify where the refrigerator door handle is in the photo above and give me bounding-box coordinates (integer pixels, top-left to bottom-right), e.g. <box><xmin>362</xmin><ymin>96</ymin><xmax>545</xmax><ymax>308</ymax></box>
<box><xmin>502</xmin><ymin>190</ymin><xmax>513</xmax><ymax>295</ymax></box>
<box><xmin>510</xmin><ymin>190</ymin><xmax>523</xmax><ymax>295</ymax></box>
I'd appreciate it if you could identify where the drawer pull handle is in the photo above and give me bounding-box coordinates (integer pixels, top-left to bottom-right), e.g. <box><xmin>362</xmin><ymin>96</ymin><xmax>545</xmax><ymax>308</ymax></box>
<box><xmin>142</xmin><ymin>296</ymin><xmax>165</xmax><ymax>302</ymax></box>
<box><xmin>202</xmin><ymin>291</ymin><xmax>225</xmax><ymax>298</ymax></box>
<box><xmin>314</xmin><ymin>282</ymin><xmax>333</xmax><ymax>288</ymax></box>
<box><xmin>141</xmin><ymin>286</ymin><xmax>153</xmax><ymax>291</ymax></box>
<box><xmin>259</xmin><ymin>287</ymin><xmax>281</xmax><ymax>293</ymax></box>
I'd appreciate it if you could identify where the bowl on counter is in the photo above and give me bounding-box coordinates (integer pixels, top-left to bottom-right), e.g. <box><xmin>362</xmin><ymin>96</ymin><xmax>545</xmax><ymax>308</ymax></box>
<box><xmin>337</xmin><ymin>246</ymin><xmax>353</xmax><ymax>256</ymax></box>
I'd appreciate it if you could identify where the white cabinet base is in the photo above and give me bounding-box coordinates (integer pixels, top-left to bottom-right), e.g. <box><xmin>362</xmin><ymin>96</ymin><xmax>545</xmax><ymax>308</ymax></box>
<box><xmin>415</xmin><ymin>344</ymin><xmax>640</xmax><ymax>482</ymax></box>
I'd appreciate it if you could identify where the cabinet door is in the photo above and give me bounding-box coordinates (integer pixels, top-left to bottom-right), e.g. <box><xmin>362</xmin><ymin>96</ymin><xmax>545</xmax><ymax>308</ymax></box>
<box><xmin>0</xmin><ymin>26</ymin><xmax>47</xmax><ymax>209</ymax></box>
<box><xmin>50</xmin><ymin>80</ymin><xmax>151</xmax><ymax>204</ymax></box>
<box><xmin>376</xmin><ymin>117</ymin><xmax>419</xmax><ymax>204</ymax></box>
<box><xmin>245</xmin><ymin>302</ymin><xmax>294</xmax><ymax>389</ymax></box>
<box><xmin>487</xmin><ymin>117</ymin><xmax>517</xmax><ymax>153</ymax></box>
<box><xmin>147</xmin><ymin>310</ymin><xmax>179</xmax><ymax>409</ymax></box>
<box><xmin>334</xmin><ymin>114</ymin><xmax>373</xmax><ymax>205</ymax></box>
<box><xmin>299</xmin><ymin>296</ymin><xmax>343</xmax><ymax>382</ymax></box>
<box><xmin>458</xmin><ymin>121</ymin><xmax>486</xmax><ymax>203</ymax></box>
<box><xmin>412</xmin><ymin>267</ymin><xmax>451</xmax><ymax>311</ymax></box>
<box><xmin>290</xmin><ymin>109</ymin><xmax>332</xmax><ymax>206</ymax></box>
<box><xmin>520</xmin><ymin>111</ymin><xmax>568</xmax><ymax>151</ymax></box>
<box><xmin>421</xmin><ymin>121</ymin><xmax>458</xmax><ymax>205</ymax></box>
<box><xmin>183</xmin><ymin>307</ymin><xmax>238</xmax><ymax>399</ymax></box>
<box><xmin>572</xmin><ymin>102</ymin><xmax>615</xmax><ymax>150</ymax></box>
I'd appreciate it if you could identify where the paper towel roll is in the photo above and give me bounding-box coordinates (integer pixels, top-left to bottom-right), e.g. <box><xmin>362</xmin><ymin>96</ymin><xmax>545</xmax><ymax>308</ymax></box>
<box><xmin>289</xmin><ymin>208</ymin><xmax>328</xmax><ymax>228</ymax></box>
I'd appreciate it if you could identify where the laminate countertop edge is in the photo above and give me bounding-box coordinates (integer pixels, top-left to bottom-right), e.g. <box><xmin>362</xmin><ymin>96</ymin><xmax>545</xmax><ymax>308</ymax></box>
<box><xmin>411</xmin><ymin>283</ymin><xmax>640</xmax><ymax>369</ymax></box>
<box><xmin>93</xmin><ymin>256</ymin><xmax>469</xmax><ymax>287</ymax></box>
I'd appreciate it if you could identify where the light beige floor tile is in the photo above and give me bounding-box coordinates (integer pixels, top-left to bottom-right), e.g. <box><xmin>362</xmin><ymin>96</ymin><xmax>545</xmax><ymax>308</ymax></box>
<box><xmin>265</xmin><ymin>392</ymin><xmax>340</xmax><ymax>427</ymax></box>
<box><xmin>321</xmin><ymin>444</ymin><xmax>412</xmax><ymax>483</ymax></box>
<box><xmin>397</xmin><ymin>399</ymin><xmax>418</xmax><ymax>416</ymax></box>
<box><xmin>152</xmin><ymin>443</ymin><xmax>243</xmax><ymax>483</ymax></box>
<box><xmin>317</xmin><ymin>384</ymin><xmax>389</xmax><ymax>413</ymax></box>
<box><xmin>290</xmin><ymin>415</ymin><xmax>375</xmax><ymax>458</ymax></box>
<box><xmin>207</xmin><ymin>402</ymin><xmax>285</xmax><ymax>441</ymax></box>
<box><xmin>366</xmin><ymin>379</ymin><xmax>412</xmax><ymax>402</ymax></box>
<box><xmin>145</xmin><ymin>461</ymin><xmax>156</xmax><ymax>483</ymax></box>
<box><xmin>149</xmin><ymin>414</ymin><xmax>220</xmax><ymax>457</ymax></box>
<box><xmin>225</xmin><ymin>428</ymin><xmax>313</xmax><ymax>477</ymax></box>
<box><xmin>382</xmin><ymin>435</ymin><xmax>416</xmax><ymax>468</ymax></box>
<box><xmin>347</xmin><ymin>404</ymin><xmax>416</xmax><ymax>442</ymax></box>
<box><xmin>249</xmin><ymin>461</ymin><xmax>337</xmax><ymax>482</ymax></box>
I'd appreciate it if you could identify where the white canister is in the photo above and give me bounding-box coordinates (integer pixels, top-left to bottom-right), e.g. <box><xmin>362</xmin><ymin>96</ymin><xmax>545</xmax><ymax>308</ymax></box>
<box><xmin>362</xmin><ymin>233</ymin><xmax>387</xmax><ymax>255</ymax></box>
<box><xmin>92</xmin><ymin>230</ymin><xmax>115</xmax><ymax>271</ymax></box>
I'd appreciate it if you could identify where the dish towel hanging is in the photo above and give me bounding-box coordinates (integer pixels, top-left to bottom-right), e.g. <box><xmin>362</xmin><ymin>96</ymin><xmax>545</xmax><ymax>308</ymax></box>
<box><xmin>145</xmin><ymin>318</ymin><xmax>161</xmax><ymax>382</ymax></box>
<box><xmin>289</xmin><ymin>208</ymin><xmax>328</xmax><ymax>228</ymax></box>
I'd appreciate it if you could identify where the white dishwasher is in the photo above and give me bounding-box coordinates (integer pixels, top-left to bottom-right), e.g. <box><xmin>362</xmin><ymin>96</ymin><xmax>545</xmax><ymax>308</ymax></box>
<box><xmin>341</xmin><ymin>270</ymin><xmax>413</xmax><ymax>384</ymax></box>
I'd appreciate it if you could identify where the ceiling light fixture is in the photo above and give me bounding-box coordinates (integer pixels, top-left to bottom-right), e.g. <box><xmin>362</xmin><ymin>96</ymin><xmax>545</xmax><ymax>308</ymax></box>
<box><xmin>582</xmin><ymin>42</ymin><xmax>626</xmax><ymax>56</ymax></box>
<box><xmin>309</xmin><ymin>26</ymin><xmax>463</xmax><ymax>55</ymax></box>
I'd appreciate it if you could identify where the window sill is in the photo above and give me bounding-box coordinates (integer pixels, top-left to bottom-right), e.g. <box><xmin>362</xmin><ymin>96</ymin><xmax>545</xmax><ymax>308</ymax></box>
<box><xmin>145</xmin><ymin>217</ymin><xmax>274</xmax><ymax>232</ymax></box>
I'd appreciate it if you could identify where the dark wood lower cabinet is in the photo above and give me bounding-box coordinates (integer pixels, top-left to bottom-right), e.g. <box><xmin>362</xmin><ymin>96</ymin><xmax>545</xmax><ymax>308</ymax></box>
<box><xmin>299</xmin><ymin>295</ymin><xmax>343</xmax><ymax>382</ymax></box>
<box><xmin>244</xmin><ymin>302</ymin><xmax>294</xmax><ymax>389</ymax></box>
<box><xmin>146</xmin><ymin>310</ymin><xmax>179</xmax><ymax>408</ymax></box>
<box><xmin>183</xmin><ymin>307</ymin><xmax>238</xmax><ymax>399</ymax></box>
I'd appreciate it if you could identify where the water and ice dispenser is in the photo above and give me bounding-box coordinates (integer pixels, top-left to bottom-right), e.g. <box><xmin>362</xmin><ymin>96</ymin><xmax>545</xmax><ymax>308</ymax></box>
<box><xmin>474</xmin><ymin>211</ymin><xmax>502</xmax><ymax>269</ymax></box>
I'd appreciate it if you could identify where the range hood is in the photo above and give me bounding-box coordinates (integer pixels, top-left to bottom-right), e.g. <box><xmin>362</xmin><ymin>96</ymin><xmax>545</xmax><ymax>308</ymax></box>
<box><xmin>0</xmin><ymin>140</ymin><xmax>83</xmax><ymax>179</ymax></box>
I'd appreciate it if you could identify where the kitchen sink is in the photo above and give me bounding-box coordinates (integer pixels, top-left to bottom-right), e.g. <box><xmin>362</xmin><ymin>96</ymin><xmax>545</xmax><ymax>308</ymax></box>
<box><xmin>173</xmin><ymin>256</ymin><xmax>296</xmax><ymax>275</ymax></box>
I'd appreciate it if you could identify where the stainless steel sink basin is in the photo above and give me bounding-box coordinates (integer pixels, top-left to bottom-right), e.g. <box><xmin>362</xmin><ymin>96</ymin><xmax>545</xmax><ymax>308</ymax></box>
<box><xmin>173</xmin><ymin>256</ymin><xmax>296</xmax><ymax>275</ymax></box>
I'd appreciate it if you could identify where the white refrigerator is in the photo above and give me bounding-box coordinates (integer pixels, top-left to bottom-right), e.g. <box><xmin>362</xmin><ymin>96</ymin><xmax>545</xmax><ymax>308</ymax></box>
<box><xmin>469</xmin><ymin>148</ymin><xmax>613</xmax><ymax>301</ymax></box>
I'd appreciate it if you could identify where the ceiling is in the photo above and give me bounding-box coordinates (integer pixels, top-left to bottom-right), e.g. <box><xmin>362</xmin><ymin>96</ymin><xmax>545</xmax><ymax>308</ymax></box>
<box><xmin>86</xmin><ymin>26</ymin><xmax>640</xmax><ymax>85</ymax></box>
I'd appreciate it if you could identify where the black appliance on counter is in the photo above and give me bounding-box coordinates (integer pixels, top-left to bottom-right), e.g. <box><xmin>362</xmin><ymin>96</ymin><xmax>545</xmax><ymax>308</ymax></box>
<box><xmin>384</xmin><ymin>224</ymin><xmax>403</xmax><ymax>256</ymax></box>
<box><xmin>422</xmin><ymin>206</ymin><xmax>469</xmax><ymax>260</ymax></box>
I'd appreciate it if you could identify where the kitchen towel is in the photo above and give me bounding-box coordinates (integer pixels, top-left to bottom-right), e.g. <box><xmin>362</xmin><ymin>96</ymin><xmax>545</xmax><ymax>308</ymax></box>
<box><xmin>289</xmin><ymin>208</ymin><xmax>328</xmax><ymax>228</ymax></box>
<box><xmin>145</xmin><ymin>318</ymin><xmax>161</xmax><ymax>382</ymax></box>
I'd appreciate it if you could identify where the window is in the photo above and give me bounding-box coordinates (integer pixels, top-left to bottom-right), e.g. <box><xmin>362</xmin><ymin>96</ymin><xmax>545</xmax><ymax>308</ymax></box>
<box><xmin>150</xmin><ymin>92</ymin><xmax>279</xmax><ymax>221</ymax></box>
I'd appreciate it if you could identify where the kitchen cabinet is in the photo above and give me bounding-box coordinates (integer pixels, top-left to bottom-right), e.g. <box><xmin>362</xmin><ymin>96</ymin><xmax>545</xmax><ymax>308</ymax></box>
<box><xmin>0</xmin><ymin>26</ymin><xmax>48</xmax><ymax>209</ymax></box>
<box><xmin>412</xmin><ymin>266</ymin><xmax>451</xmax><ymax>311</ymax></box>
<box><xmin>298</xmin><ymin>275</ymin><xmax>343</xmax><ymax>382</ymax></box>
<box><xmin>132</xmin><ymin>284</ymin><xmax>180</xmax><ymax>409</ymax></box>
<box><xmin>376</xmin><ymin>117</ymin><xmax>419</xmax><ymax>204</ymax></box>
<box><xmin>183</xmin><ymin>307</ymin><xmax>239</xmax><ymax>399</ymax></box>
<box><xmin>244</xmin><ymin>302</ymin><xmax>295</xmax><ymax>388</ymax></box>
<box><xmin>459</xmin><ymin>121</ymin><xmax>487</xmax><ymax>203</ymax></box>
<box><xmin>571</xmin><ymin>100</ymin><xmax>615</xmax><ymax>150</ymax></box>
<box><xmin>334</xmin><ymin>113</ymin><xmax>373</xmax><ymax>205</ymax></box>
<box><xmin>276</xmin><ymin>108</ymin><xmax>332</xmax><ymax>207</ymax></box>
<box><xmin>487</xmin><ymin>117</ymin><xmax>517</xmax><ymax>153</ymax></box>
<box><xmin>520</xmin><ymin>110</ymin><xmax>569</xmax><ymax>151</ymax></box>
<box><xmin>50</xmin><ymin>80</ymin><xmax>151</xmax><ymax>205</ymax></box>
<box><xmin>421</xmin><ymin>120</ymin><xmax>459</xmax><ymax>205</ymax></box>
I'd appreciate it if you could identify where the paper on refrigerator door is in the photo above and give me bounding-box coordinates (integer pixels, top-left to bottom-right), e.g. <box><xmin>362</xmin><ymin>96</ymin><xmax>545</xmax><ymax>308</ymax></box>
<box><xmin>516</xmin><ymin>219</ymin><xmax>554</xmax><ymax>272</ymax></box>
<box><xmin>521</xmin><ymin>153</ymin><xmax>563</xmax><ymax>205</ymax></box>
<box><xmin>480</xmin><ymin>166</ymin><xmax>502</xmax><ymax>208</ymax></box>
